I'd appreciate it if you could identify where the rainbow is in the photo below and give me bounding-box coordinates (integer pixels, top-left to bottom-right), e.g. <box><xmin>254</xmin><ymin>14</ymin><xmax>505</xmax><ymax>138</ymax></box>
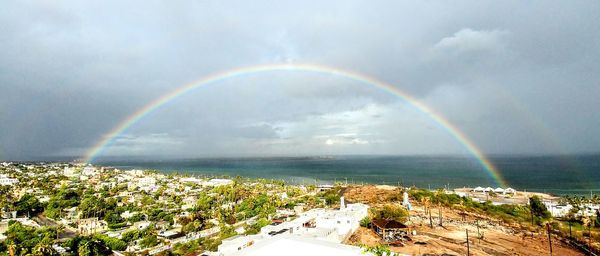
<box><xmin>84</xmin><ymin>63</ymin><xmax>508</xmax><ymax>187</ymax></box>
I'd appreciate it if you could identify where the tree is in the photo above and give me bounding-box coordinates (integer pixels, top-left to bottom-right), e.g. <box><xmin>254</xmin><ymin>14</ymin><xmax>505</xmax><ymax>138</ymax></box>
<box><xmin>139</xmin><ymin>234</ymin><xmax>159</xmax><ymax>249</ymax></box>
<box><xmin>77</xmin><ymin>240</ymin><xmax>103</xmax><ymax>256</ymax></box>
<box><xmin>2</xmin><ymin>221</ymin><xmax>58</xmax><ymax>255</ymax></box>
<box><xmin>529</xmin><ymin>196</ymin><xmax>551</xmax><ymax>223</ymax></box>
<box><xmin>370</xmin><ymin>204</ymin><xmax>409</xmax><ymax>222</ymax></box>
<box><xmin>33</xmin><ymin>243</ymin><xmax>59</xmax><ymax>256</ymax></box>
<box><xmin>14</xmin><ymin>194</ymin><xmax>43</xmax><ymax>217</ymax></box>
<box><xmin>195</xmin><ymin>193</ymin><xmax>215</xmax><ymax>213</ymax></box>
<box><xmin>94</xmin><ymin>235</ymin><xmax>127</xmax><ymax>251</ymax></box>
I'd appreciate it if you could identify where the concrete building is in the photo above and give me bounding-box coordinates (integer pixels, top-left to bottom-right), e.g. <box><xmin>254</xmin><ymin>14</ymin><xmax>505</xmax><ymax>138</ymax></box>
<box><xmin>217</xmin><ymin>200</ymin><xmax>369</xmax><ymax>255</ymax></box>
<box><xmin>0</xmin><ymin>175</ymin><xmax>18</xmax><ymax>186</ymax></box>
<box><xmin>227</xmin><ymin>235</ymin><xmax>370</xmax><ymax>256</ymax></box>
<box><xmin>544</xmin><ymin>202</ymin><xmax>573</xmax><ymax>217</ymax></box>
<box><xmin>77</xmin><ymin>218</ymin><xmax>107</xmax><ymax>235</ymax></box>
<box><xmin>203</xmin><ymin>178</ymin><xmax>233</xmax><ymax>187</ymax></box>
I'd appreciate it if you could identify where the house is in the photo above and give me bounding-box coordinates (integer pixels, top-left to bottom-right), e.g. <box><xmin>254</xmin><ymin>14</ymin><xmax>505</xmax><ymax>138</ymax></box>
<box><xmin>472</xmin><ymin>187</ymin><xmax>485</xmax><ymax>193</ymax></box>
<box><xmin>63</xmin><ymin>167</ymin><xmax>79</xmax><ymax>177</ymax></box>
<box><xmin>504</xmin><ymin>188</ymin><xmax>516</xmax><ymax>195</ymax></box>
<box><xmin>202</xmin><ymin>178</ymin><xmax>233</xmax><ymax>187</ymax></box>
<box><xmin>181</xmin><ymin>196</ymin><xmax>197</xmax><ymax>210</ymax></box>
<box><xmin>371</xmin><ymin>219</ymin><xmax>410</xmax><ymax>242</ymax></box>
<box><xmin>0</xmin><ymin>175</ymin><xmax>18</xmax><ymax>186</ymax></box>
<box><xmin>544</xmin><ymin>202</ymin><xmax>573</xmax><ymax>217</ymax></box>
<box><xmin>131</xmin><ymin>221</ymin><xmax>151</xmax><ymax>230</ymax></box>
<box><xmin>77</xmin><ymin>218</ymin><xmax>107</xmax><ymax>235</ymax></box>
<box><xmin>218</xmin><ymin>234</ymin><xmax>259</xmax><ymax>255</ymax></box>
<box><xmin>317</xmin><ymin>184</ymin><xmax>334</xmax><ymax>192</ymax></box>
<box><xmin>158</xmin><ymin>229</ymin><xmax>183</xmax><ymax>239</ymax></box>
<box><xmin>81</xmin><ymin>167</ymin><xmax>98</xmax><ymax>176</ymax></box>
<box><xmin>63</xmin><ymin>207</ymin><xmax>79</xmax><ymax>221</ymax></box>
<box><xmin>120</xmin><ymin>211</ymin><xmax>138</xmax><ymax>219</ymax></box>
<box><xmin>493</xmin><ymin>187</ymin><xmax>505</xmax><ymax>194</ymax></box>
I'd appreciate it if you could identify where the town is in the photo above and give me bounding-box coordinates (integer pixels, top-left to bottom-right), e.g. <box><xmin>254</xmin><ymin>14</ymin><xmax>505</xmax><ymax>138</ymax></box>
<box><xmin>1</xmin><ymin>162</ymin><xmax>598</xmax><ymax>255</ymax></box>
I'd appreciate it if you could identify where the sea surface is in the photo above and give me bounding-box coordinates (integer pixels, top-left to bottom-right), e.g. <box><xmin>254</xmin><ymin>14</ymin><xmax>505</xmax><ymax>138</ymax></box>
<box><xmin>95</xmin><ymin>155</ymin><xmax>600</xmax><ymax>196</ymax></box>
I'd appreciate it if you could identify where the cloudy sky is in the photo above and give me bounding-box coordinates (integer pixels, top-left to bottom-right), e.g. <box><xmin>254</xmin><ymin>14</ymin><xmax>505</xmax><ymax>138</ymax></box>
<box><xmin>1</xmin><ymin>1</ymin><xmax>599</xmax><ymax>160</ymax></box>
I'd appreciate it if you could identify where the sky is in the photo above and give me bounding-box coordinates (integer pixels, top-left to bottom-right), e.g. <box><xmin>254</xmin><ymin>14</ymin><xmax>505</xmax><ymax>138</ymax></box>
<box><xmin>1</xmin><ymin>1</ymin><xmax>599</xmax><ymax>160</ymax></box>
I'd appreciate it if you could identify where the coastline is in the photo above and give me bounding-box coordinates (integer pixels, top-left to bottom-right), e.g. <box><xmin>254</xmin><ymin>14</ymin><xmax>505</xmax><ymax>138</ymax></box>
<box><xmin>90</xmin><ymin>154</ymin><xmax>600</xmax><ymax>197</ymax></box>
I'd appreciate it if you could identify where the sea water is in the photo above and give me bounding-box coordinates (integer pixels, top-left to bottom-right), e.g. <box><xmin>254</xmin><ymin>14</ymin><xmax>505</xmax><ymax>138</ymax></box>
<box><xmin>97</xmin><ymin>154</ymin><xmax>600</xmax><ymax>196</ymax></box>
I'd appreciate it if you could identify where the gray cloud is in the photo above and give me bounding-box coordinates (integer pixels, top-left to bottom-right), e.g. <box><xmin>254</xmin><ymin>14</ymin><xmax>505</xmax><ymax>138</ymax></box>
<box><xmin>1</xmin><ymin>1</ymin><xmax>599</xmax><ymax>160</ymax></box>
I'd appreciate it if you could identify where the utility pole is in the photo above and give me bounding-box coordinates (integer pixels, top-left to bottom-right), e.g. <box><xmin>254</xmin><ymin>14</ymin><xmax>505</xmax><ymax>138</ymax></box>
<box><xmin>546</xmin><ymin>223</ymin><xmax>553</xmax><ymax>256</ymax></box>
<box><xmin>476</xmin><ymin>219</ymin><xmax>481</xmax><ymax>243</ymax></box>
<box><xmin>429</xmin><ymin>210</ymin><xmax>433</xmax><ymax>228</ymax></box>
<box><xmin>438</xmin><ymin>205</ymin><xmax>443</xmax><ymax>226</ymax></box>
<box><xmin>466</xmin><ymin>229</ymin><xmax>470</xmax><ymax>256</ymax></box>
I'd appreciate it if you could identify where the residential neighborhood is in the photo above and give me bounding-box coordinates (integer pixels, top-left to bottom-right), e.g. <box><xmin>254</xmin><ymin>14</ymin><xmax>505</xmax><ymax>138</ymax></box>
<box><xmin>1</xmin><ymin>162</ymin><xmax>599</xmax><ymax>255</ymax></box>
<box><xmin>0</xmin><ymin>162</ymin><xmax>379</xmax><ymax>255</ymax></box>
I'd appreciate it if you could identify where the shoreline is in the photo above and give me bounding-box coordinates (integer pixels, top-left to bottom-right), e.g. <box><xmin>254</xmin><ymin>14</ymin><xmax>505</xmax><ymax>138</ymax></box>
<box><xmin>102</xmin><ymin>164</ymin><xmax>597</xmax><ymax>197</ymax></box>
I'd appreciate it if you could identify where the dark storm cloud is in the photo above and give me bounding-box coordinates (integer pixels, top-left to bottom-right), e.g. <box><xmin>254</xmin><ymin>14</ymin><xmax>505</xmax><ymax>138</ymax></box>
<box><xmin>1</xmin><ymin>1</ymin><xmax>599</xmax><ymax>159</ymax></box>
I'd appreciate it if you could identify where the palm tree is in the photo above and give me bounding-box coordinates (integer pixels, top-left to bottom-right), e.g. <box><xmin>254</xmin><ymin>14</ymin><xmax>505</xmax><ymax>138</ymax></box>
<box><xmin>78</xmin><ymin>240</ymin><xmax>103</xmax><ymax>256</ymax></box>
<box><xmin>421</xmin><ymin>197</ymin><xmax>431</xmax><ymax>215</ymax></box>
<box><xmin>34</xmin><ymin>243</ymin><xmax>57</xmax><ymax>256</ymax></box>
<box><xmin>8</xmin><ymin>243</ymin><xmax>16</xmax><ymax>256</ymax></box>
<box><xmin>56</xmin><ymin>224</ymin><xmax>65</xmax><ymax>239</ymax></box>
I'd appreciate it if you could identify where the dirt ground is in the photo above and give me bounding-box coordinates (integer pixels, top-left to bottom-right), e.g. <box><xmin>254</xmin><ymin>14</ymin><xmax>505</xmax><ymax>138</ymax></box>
<box><xmin>343</xmin><ymin>185</ymin><xmax>584</xmax><ymax>256</ymax></box>
<box><xmin>343</xmin><ymin>185</ymin><xmax>402</xmax><ymax>206</ymax></box>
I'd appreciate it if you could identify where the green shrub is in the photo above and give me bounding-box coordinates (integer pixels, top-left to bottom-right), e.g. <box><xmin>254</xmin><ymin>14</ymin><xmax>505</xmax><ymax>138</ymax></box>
<box><xmin>360</xmin><ymin>217</ymin><xmax>371</xmax><ymax>227</ymax></box>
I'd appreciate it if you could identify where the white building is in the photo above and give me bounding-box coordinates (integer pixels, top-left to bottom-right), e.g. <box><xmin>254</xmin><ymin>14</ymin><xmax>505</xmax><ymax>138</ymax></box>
<box><xmin>203</xmin><ymin>179</ymin><xmax>233</xmax><ymax>187</ymax></box>
<box><xmin>131</xmin><ymin>221</ymin><xmax>151</xmax><ymax>230</ymax></box>
<box><xmin>218</xmin><ymin>235</ymin><xmax>260</xmax><ymax>255</ymax></box>
<box><xmin>181</xmin><ymin>196</ymin><xmax>197</xmax><ymax>210</ymax></box>
<box><xmin>129</xmin><ymin>177</ymin><xmax>157</xmax><ymax>191</ymax></box>
<box><xmin>63</xmin><ymin>167</ymin><xmax>79</xmax><ymax>177</ymax></box>
<box><xmin>180</xmin><ymin>177</ymin><xmax>204</xmax><ymax>184</ymax></box>
<box><xmin>217</xmin><ymin>199</ymin><xmax>369</xmax><ymax>255</ymax></box>
<box><xmin>81</xmin><ymin>167</ymin><xmax>98</xmax><ymax>176</ymax></box>
<box><xmin>504</xmin><ymin>188</ymin><xmax>516</xmax><ymax>195</ymax></box>
<box><xmin>126</xmin><ymin>169</ymin><xmax>145</xmax><ymax>177</ymax></box>
<box><xmin>0</xmin><ymin>175</ymin><xmax>18</xmax><ymax>186</ymax></box>
<box><xmin>225</xmin><ymin>235</ymin><xmax>371</xmax><ymax>256</ymax></box>
<box><xmin>544</xmin><ymin>202</ymin><xmax>573</xmax><ymax>218</ymax></box>
<box><xmin>472</xmin><ymin>187</ymin><xmax>485</xmax><ymax>193</ymax></box>
<box><xmin>120</xmin><ymin>211</ymin><xmax>138</xmax><ymax>219</ymax></box>
<box><xmin>77</xmin><ymin>218</ymin><xmax>107</xmax><ymax>235</ymax></box>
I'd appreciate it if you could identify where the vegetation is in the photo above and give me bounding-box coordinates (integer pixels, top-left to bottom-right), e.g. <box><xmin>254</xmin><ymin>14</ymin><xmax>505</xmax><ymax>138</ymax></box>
<box><xmin>529</xmin><ymin>195</ymin><xmax>551</xmax><ymax>222</ymax></box>
<box><xmin>359</xmin><ymin>216</ymin><xmax>371</xmax><ymax>227</ymax></box>
<box><xmin>360</xmin><ymin>244</ymin><xmax>392</xmax><ymax>256</ymax></box>
<box><xmin>409</xmin><ymin>188</ymin><xmax>533</xmax><ymax>224</ymax></box>
<box><xmin>1</xmin><ymin>221</ymin><xmax>58</xmax><ymax>256</ymax></box>
<box><xmin>369</xmin><ymin>204</ymin><xmax>409</xmax><ymax>222</ymax></box>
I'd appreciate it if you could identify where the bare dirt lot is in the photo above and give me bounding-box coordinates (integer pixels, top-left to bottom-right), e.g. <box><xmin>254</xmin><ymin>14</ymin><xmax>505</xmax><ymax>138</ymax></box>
<box><xmin>343</xmin><ymin>185</ymin><xmax>584</xmax><ymax>256</ymax></box>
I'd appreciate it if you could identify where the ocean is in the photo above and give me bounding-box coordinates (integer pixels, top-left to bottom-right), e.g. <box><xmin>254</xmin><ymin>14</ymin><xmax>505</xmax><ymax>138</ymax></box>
<box><xmin>95</xmin><ymin>154</ymin><xmax>600</xmax><ymax>196</ymax></box>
